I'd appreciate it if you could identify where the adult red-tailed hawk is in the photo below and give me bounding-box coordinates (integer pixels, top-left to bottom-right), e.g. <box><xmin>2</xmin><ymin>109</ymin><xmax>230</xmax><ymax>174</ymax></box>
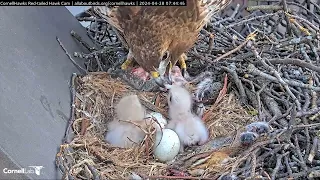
<box><xmin>92</xmin><ymin>0</ymin><xmax>232</xmax><ymax>87</ymax></box>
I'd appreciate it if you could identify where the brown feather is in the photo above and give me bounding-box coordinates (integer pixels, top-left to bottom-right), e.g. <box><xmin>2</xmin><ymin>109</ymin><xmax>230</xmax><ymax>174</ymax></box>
<box><xmin>93</xmin><ymin>0</ymin><xmax>232</xmax><ymax>73</ymax></box>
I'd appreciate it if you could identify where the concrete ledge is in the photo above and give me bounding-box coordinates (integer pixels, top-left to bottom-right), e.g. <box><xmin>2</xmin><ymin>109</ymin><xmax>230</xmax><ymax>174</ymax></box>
<box><xmin>0</xmin><ymin>150</ymin><xmax>29</xmax><ymax>180</ymax></box>
<box><xmin>0</xmin><ymin>7</ymin><xmax>93</xmax><ymax>179</ymax></box>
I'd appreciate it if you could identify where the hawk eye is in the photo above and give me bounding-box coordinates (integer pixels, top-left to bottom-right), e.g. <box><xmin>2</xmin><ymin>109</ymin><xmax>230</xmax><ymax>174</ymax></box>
<box><xmin>162</xmin><ymin>51</ymin><xmax>169</xmax><ymax>60</ymax></box>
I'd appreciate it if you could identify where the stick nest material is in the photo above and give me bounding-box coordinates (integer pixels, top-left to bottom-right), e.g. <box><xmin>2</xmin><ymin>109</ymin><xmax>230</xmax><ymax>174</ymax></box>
<box><xmin>56</xmin><ymin>1</ymin><xmax>320</xmax><ymax>179</ymax></box>
<box><xmin>56</xmin><ymin>72</ymin><xmax>253</xmax><ymax>179</ymax></box>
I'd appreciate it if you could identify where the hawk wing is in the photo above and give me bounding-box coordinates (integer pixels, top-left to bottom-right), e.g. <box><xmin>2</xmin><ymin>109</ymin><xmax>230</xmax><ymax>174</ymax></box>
<box><xmin>199</xmin><ymin>0</ymin><xmax>233</xmax><ymax>22</ymax></box>
<box><xmin>91</xmin><ymin>0</ymin><xmax>233</xmax><ymax>37</ymax></box>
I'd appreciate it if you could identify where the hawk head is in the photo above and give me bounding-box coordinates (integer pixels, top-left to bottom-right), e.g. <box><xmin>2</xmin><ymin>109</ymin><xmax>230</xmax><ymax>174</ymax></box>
<box><xmin>129</xmin><ymin>35</ymin><xmax>173</xmax><ymax>82</ymax></box>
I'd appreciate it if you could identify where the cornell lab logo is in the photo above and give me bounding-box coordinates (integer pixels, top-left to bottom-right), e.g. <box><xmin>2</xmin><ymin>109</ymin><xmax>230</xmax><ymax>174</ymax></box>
<box><xmin>3</xmin><ymin>166</ymin><xmax>44</xmax><ymax>176</ymax></box>
<box><xmin>29</xmin><ymin>166</ymin><xmax>44</xmax><ymax>175</ymax></box>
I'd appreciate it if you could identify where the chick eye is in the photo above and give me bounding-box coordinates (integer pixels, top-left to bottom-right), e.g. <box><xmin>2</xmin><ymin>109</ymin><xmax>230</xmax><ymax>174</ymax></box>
<box><xmin>162</xmin><ymin>51</ymin><xmax>169</xmax><ymax>60</ymax></box>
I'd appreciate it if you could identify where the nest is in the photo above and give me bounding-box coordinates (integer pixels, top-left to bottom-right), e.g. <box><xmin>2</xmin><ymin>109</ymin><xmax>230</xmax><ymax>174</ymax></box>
<box><xmin>56</xmin><ymin>0</ymin><xmax>320</xmax><ymax>179</ymax></box>
<box><xmin>56</xmin><ymin>72</ymin><xmax>253</xmax><ymax>179</ymax></box>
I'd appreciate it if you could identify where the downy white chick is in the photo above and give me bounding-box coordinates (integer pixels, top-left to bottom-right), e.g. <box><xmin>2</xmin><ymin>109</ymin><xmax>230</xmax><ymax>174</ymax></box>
<box><xmin>166</xmin><ymin>85</ymin><xmax>209</xmax><ymax>152</ymax></box>
<box><xmin>105</xmin><ymin>94</ymin><xmax>148</xmax><ymax>148</ymax></box>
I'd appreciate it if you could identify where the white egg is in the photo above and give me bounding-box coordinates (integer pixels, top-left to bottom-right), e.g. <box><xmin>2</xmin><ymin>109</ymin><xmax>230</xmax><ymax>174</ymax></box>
<box><xmin>153</xmin><ymin>129</ymin><xmax>180</xmax><ymax>162</ymax></box>
<box><xmin>146</xmin><ymin>112</ymin><xmax>168</xmax><ymax>131</ymax></box>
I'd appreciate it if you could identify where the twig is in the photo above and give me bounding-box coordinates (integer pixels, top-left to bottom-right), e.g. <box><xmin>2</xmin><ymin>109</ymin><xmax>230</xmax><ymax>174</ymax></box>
<box><xmin>282</xmin><ymin>0</ymin><xmax>293</xmax><ymax>36</ymax></box>
<box><xmin>271</xmin><ymin>152</ymin><xmax>289</xmax><ymax>180</ymax></box>
<box><xmin>80</xmin><ymin>119</ymin><xmax>90</xmax><ymax>136</ymax></box>
<box><xmin>86</xmin><ymin>163</ymin><xmax>100</xmax><ymax>180</ymax></box>
<box><xmin>220</xmin><ymin>66</ymin><xmax>247</xmax><ymax>104</ymax></box>
<box><xmin>247</xmin><ymin>64</ymin><xmax>320</xmax><ymax>91</ymax></box>
<box><xmin>56</xmin><ymin>37</ymin><xmax>88</xmax><ymax>74</ymax></box>
<box><xmin>294</xmin><ymin>134</ymin><xmax>308</xmax><ymax>171</ymax></box>
<box><xmin>247</xmin><ymin>5</ymin><xmax>283</xmax><ymax>12</ymax></box>
<box><xmin>286</xmin><ymin>13</ymin><xmax>320</xmax><ymax>32</ymax></box>
<box><xmin>248</xmin><ymin>42</ymin><xmax>302</xmax><ymax>110</ymax></box>
<box><xmin>94</xmin><ymin>54</ymin><xmax>104</xmax><ymax>71</ymax></box>
<box><xmin>213</xmin><ymin>4</ymin><xmax>240</xmax><ymax>26</ymax></box>
<box><xmin>308</xmin><ymin>137</ymin><xmax>318</xmax><ymax>163</ymax></box>
<box><xmin>212</xmin><ymin>38</ymin><xmax>250</xmax><ymax>62</ymax></box>
<box><xmin>253</xmin><ymin>58</ymin><xmax>320</xmax><ymax>74</ymax></box>
<box><xmin>226</xmin><ymin>12</ymin><xmax>281</xmax><ymax>28</ymax></box>
<box><xmin>144</xmin><ymin>175</ymin><xmax>212</xmax><ymax>180</ymax></box>
<box><xmin>63</xmin><ymin>73</ymin><xmax>77</xmax><ymax>143</ymax></box>
<box><xmin>71</xmin><ymin>30</ymin><xmax>95</xmax><ymax>52</ymax></box>
<box><xmin>293</xmin><ymin>122</ymin><xmax>320</xmax><ymax>129</ymax></box>
<box><xmin>296</xmin><ymin>107</ymin><xmax>320</xmax><ymax>118</ymax></box>
<box><xmin>250</xmin><ymin>149</ymin><xmax>258</xmax><ymax>178</ymax></box>
<box><xmin>284</xmin><ymin>155</ymin><xmax>293</xmax><ymax>178</ymax></box>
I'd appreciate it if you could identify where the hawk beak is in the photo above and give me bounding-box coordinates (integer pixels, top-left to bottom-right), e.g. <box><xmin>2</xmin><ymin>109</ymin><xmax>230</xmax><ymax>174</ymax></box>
<box><xmin>158</xmin><ymin>59</ymin><xmax>171</xmax><ymax>77</ymax></box>
<box><xmin>159</xmin><ymin>59</ymin><xmax>173</xmax><ymax>85</ymax></box>
<box><xmin>152</xmin><ymin>59</ymin><xmax>173</xmax><ymax>88</ymax></box>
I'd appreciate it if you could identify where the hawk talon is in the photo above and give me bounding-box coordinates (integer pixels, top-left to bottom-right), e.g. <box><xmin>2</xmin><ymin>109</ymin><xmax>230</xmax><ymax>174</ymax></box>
<box><xmin>121</xmin><ymin>50</ymin><xmax>134</xmax><ymax>70</ymax></box>
<box><xmin>150</xmin><ymin>71</ymin><xmax>160</xmax><ymax>79</ymax></box>
<box><xmin>121</xmin><ymin>59</ymin><xmax>133</xmax><ymax>70</ymax></box>
<box><xmin>181</xmin><ymin>68</ymin><xmax>187</xmax><ymax>78</ymax></box>
<box><xmin>178</xmin><ymin>54</ymin><xmax>188</xmax><ymax>78</ymax></box>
